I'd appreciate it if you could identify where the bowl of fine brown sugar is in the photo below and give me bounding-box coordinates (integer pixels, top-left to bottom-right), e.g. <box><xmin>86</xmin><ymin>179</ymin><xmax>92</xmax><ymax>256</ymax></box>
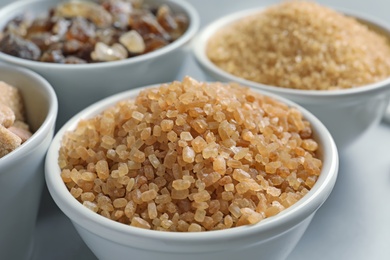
<box><xmin>193</xmin><ymin>1</ymin><xmax>390</xmax><ymax>150</ymax></box>
<box><xmin>45</xmin><ymin>77</ymin><xmax>338</xmax><ymax>260</ymax></box>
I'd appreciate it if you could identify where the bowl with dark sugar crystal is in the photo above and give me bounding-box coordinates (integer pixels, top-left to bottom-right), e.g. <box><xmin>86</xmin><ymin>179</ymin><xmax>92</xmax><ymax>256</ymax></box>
<box><xmin>45</xmin><ymin>77</ymin><xmax>338</xmax><ymax>260</ymax></box>
<box><xmin>193</xmin><ymin>1</ymin><xmax>390</xmax><ymax>150</ymax></box>
<box><xmin>0</xmin><ymin>0</ymin><xmax>199</xmax><ymax>127</ymax></box>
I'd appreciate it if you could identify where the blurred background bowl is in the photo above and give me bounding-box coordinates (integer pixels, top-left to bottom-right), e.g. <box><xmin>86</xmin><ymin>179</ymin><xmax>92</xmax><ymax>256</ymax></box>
<box><xmin>0</xmin><ymin>64</ymin><xmax>57</xmax><ymax>260</ymax></box>
<box><xmin>45</xmin><ymin>83</ymin><xmax>338</xmax><ymax>260</ymax></box>
<box><xmin>0</xmin><ymin>0</ymin><xmax>18</xmax><ymax>8</ymax></box>
<box><xmin>193</xmin><ymin>7</ymin><xmax>390</xmax><ymax>150</ymax></box>
<box><xmin>0</xmin><ymin>0</ymin><xmax>200</xmax><ymax>128</ymax></box>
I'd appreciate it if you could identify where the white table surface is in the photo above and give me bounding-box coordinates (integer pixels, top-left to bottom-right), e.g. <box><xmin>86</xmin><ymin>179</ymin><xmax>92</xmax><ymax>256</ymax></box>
<box><xmin>28</xmin><ymin>0</ymin><xmax>390</xmax><ymax>259</ymax></box>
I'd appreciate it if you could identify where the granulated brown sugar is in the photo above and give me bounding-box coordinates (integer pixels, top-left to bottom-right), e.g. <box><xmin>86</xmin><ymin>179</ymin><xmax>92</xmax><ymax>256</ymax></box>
<box><xmin>58</xmin><ymin>77</ymin><xmax>322</xmax><ymax>231</ymax></box>
<box><xmin>207</xmin><ymin>1</ymin><xmax>390</xmax><ymax>90</ymax></box>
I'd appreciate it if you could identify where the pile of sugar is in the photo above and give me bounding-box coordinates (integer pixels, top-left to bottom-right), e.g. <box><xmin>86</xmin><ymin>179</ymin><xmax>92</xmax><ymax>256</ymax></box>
<box><xmin>0</xmin><ymin>81</ymin><xmax>32</xmax><ymax>158</ymax></box>
<box><xmin>207</xmin><ymin>1</ymin><xmax>390</xmax><ymax>90</ymax></box>
<box><xmin>59</xmin><ymin>77</ymin><xmax>322</xmax><ymax>232</ymax></box>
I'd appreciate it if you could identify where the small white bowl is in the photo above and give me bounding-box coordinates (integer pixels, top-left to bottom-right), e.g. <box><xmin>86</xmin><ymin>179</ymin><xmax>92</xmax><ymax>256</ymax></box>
<box><xmin>45</xmin><ymin>84</ymin><xmax>338</xmax><ymax>260</ymax></box>
<box><xmin>0</xmin><ymin>0</ymin><xmax>18</xmax><ymax>7</ymax></box>
<box><xmin>0</xmin><ymin>64</ymin><xmax>57</xmax><ymax>259</ymax></box>
<box><xmin>193</xmin><ymin>7</ymin><xmax>390</xmax><ymax>150</ymax></box>
<box><xmin>0</xmin><ymin>0</ymin><xmax>200</xmax><ymax>127</ymax></box>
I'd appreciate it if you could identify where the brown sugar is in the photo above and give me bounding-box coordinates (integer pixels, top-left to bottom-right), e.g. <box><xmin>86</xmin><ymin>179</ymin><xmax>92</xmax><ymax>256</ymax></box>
<box><xmin>0</xmin><ymin>0</ymin><xmax>189</xmax><ymax>64</ymax></box>
<box><xmin>58</xmin><ymin>77</ymin><xmax>322</xmax><ymax>231</ymax></box>
<box><xmin>206</xmin><ymin>1</ymin><xmax>390</xmax><ymax>90</ymax></box>
<box><xmin>0</xmin><ymin>81</ymin><xmax>32</xmax><ymax>158</ymax></box>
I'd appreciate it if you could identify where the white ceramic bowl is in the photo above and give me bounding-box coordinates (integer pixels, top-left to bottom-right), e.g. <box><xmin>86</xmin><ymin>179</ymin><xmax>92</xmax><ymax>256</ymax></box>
<box><xmin>193</xmin><ymin>7</ymin><xmax>390</xmax><ymax>150</ymax></box>
<box><xmin>0</xmin><ymin>0</ymin><xmax>18</xmax><ymax>7</ymax></box>
<box><xmin>0</xmin><ymin>64</ymin><xmax>57</xmax><ymax>260</ymax></box>
<box><xmin>0</xmin><ymin>0</ymin><xmax>200</xmax><ymax>127</ymax></box>
<box><xmin>45</xmin><ymin>84</ymin><xmax>338</xmax><ymax>260</ymax></box>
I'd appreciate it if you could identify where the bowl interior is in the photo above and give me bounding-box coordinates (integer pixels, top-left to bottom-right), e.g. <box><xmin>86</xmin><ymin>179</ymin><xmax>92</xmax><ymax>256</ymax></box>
<box><xmin>0</xmin><ymin>0</ymin><xmax>200</xmax><ymax>70</ymax></box>
<box><xmin>193</xmin><ymin>7</ymin><xmax>390</xmax><ymax>101</ymax></box>
<box><xmin>0</xmin><ymin>64</ymin><xmax>57</xmax><ymax>162</ymax></box>
<box><xmin>0</xmin><ymin>65</ymin><xmax>54</xmax><ymax>131</ymax></box>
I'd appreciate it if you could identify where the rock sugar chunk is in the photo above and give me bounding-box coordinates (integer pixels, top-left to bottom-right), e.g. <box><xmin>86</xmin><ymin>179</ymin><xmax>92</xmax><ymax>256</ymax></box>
<box><xmin>0</xmin><ymin>81</ymin><xmax>32</xmax><ymax>158</ymax></box>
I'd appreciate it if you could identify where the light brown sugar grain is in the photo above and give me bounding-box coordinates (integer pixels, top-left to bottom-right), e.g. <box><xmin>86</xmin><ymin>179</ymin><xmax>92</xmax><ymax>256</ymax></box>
<box><xmin>0</xmin><ymin>81</ymin><xmax>32</xmax><ymax>158</ymax></box>
<box><xmin>206</xmin><ymin>1</ymin><xmax>390</xmax><ymax>90</ymax></box>
<box><xmin>58</xmin><ymin>76</ymin><xmax>322</xmax><ymax>231</ymax></box>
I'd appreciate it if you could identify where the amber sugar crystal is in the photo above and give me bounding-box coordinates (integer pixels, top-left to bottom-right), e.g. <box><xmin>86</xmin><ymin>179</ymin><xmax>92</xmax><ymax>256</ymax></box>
<box><xmin>0</xmin><ymin>81</ymin><xmax>32</xmax><ymax>158</ymax></box>
<box><xmin>207</xmin><ymin>1</ymin><xmax>390</xmax><ymax>90</ymax></box>
<box><xmin>0</xmin><ymin>0</ymin><xmax>189</xmax><ymax>63</ymax></box>
<box><xmin>58</xmin><ymin>76</ymin><xmax>322</xmax><ymax>232</ymax></box>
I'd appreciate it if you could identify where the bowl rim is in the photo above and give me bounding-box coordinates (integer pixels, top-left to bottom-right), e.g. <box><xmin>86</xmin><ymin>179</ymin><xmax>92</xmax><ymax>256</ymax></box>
<box><xmin>45</xmin><ymin>82</ymin><xmax>338</xmax><ymax>250</ymax></box>
<box><xmin>0</xmin><ymin>63</ymin><xmax>58</xmax><ymax>168</ymax></box>
<box><xmin>0</xmin><ymin>0</ymin><xmax>200</xmax><ymax>70</ymax></box>
<box><xmin>192</xmin><ymin>6</ymin><xmax>390</xmax><ymax>99</ymax></box>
